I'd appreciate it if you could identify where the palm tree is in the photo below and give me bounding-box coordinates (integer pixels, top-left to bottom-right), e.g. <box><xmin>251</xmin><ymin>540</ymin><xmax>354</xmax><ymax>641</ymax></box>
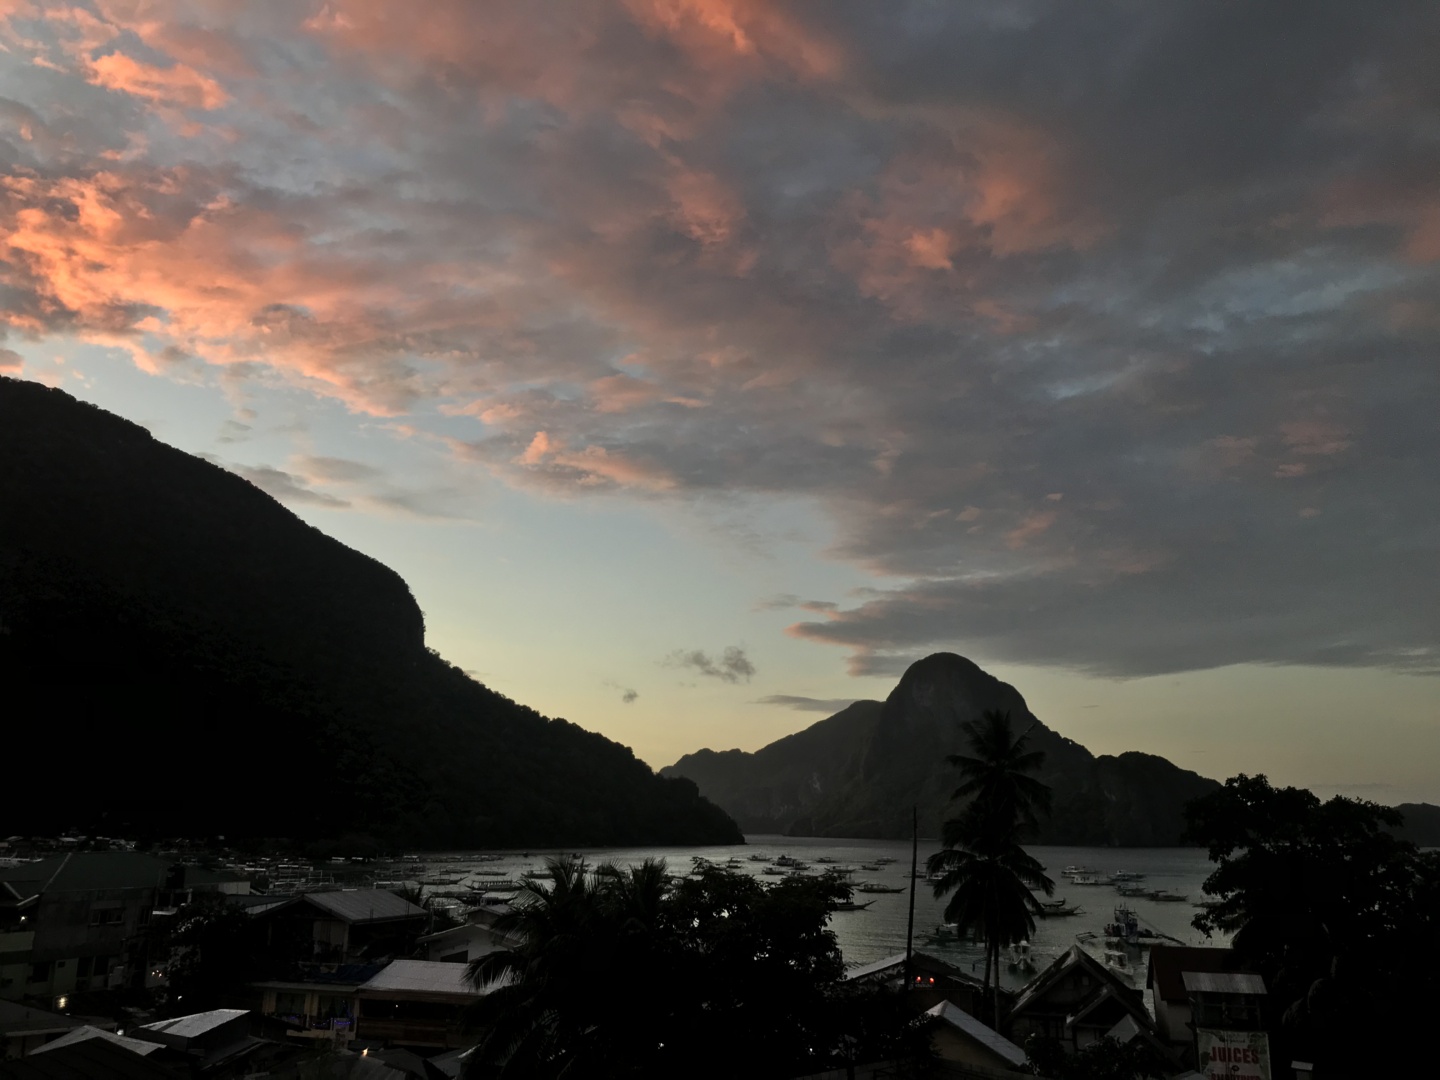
<box><xmin>463</xmin><ymin>857</ymin><xmax>671</xmax><ymax>1078</ymax></box>
<box><xmin>945</xmin><ymin>709</ymin><xmax>1052</xmax><ymax>844</ymax></box>
<box><xmin>928</xmin><ymin>710</ymin><xmax>1055</xmax><ymax>1023</ymax></box>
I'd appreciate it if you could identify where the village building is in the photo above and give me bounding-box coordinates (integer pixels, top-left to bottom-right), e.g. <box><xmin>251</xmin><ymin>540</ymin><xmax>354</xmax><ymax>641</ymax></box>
<box><xmin>1146</xmin><ymin>945</ymin><xmax>1255</xmax><ymax>1046</ymax></box>
<box><xmin>249</xmin><ymin>890</ymin><xmax>429</xmax><ymax>966</ymax></box>
<box><xmin>842</xmin><ymin>951</ymin><xmax>995</xmax><ymax>1016</ymax></box>
<box><xmin>1004</xmin><ymin>945</ymin><xmax>1160</xmax><ymax>1055</ymax></box>
<box><xmin>417</xmin><ymin>921</ymin><xmax>509</xmax><ymax>965</ymax></box>
<box><xmin>130</xmin><ymin>1007</ymin><xmax>273</xmax><ymax>1075</ymax></box>
<box><xmin>0</xmin><ymin>1035</ymin><xmax>183</xmax><ymax>1080</ymax></box>
<box><xmin>156</xmin><ymin>866</ymin><xmax>252</xmax><ymax>911</ymax></box>
<box><xmin>354</xmin><ymin>959</ymin><xmax>492</xmax><ymax>1050</ymax></box>
<box><xmin>0</xmin><ymin>1000</ymin><xmax>89</xmax><ymax>1058</ymax></box>
<box><xmin>1146</xmin><ymin>944</ymin><xmax>1271</xmax><ymax>1076</ymax></box>
<box><xmin>251</xmin><ymin>962</ymin><xmax>386</xmax><ymax>1046</ymax></box>
<box><xmin>253</xmin><ymin>958</ymin><xmax>499</xmax><ymax>1052</ymax></box>
<box><xmin>924</xmin><ymin>1000</ymin><xmax>1029</xmax><ymax>1074</ymax></box>
<box><xmin>0</xmin><ymin>853</ymin><xmax>170</xmax><ymax>1006</ymax></box>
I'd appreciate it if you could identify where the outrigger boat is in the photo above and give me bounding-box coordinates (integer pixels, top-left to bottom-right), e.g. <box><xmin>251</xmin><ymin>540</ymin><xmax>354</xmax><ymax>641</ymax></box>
<box><xmin>1037</xmin><ymin>897</ymin><xmax>1083</xmax><ymax>917</ymax></box>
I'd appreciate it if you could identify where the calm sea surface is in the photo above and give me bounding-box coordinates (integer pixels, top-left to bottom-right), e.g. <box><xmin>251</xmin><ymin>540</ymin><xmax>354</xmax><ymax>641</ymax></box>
<box><xmin>401</xmin><ymin>835</ymin><xmax>1223</xmax><ymax>994</ymax></box>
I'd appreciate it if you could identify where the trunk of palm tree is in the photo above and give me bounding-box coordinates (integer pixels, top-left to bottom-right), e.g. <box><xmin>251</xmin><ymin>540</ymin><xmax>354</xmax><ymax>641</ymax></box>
<box><xmin>992</xmin><ymin>939</ymin><xmax>1002</xmax><ymax>1030</ymax></box>
<box><xmin>981</xmin><ymin>943</ymin><xmax>992</xmax><ymax>1022</ymax></box>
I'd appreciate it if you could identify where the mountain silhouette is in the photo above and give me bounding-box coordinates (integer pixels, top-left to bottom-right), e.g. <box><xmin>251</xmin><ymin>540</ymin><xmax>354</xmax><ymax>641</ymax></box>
<box><xmin>0</xmin><ymin>376</ymin><xmax>740</xmax><ymax>848</ymax></box>
<box><xmin>664</xmin><ymin>652</ymin><xmax>1220</xmax><ymax>845</ymax></box>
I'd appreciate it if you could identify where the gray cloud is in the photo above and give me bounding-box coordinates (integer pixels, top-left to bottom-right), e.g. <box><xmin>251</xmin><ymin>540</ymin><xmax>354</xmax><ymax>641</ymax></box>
<box><xmin>754</xmin><ymin>695</ymin><xmax>858</xmax><ymax>714</ymax></box>
<box><xmin>621</xmin><ymin>688</ymin><xmax>638</xmax><ymax>705</ymax></box>
<box><xmin>3</xmin><ymin>2</ymin><xmax>1438</xmax><ymax>679</ymax></box>
<box><xmin>231</xmin><ymin>464</ymin><xmax>349</xmax><ymax>509</ymax></box>
<box><xmin>666</xmin><ymin>647</ymin><xmax>757</xmax><ymax>685</ymax></box>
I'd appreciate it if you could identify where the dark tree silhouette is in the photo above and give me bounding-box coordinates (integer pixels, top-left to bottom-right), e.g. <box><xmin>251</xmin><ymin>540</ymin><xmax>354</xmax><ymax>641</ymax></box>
<box><xmin>928</xmin><ymin>710</ymin><xmax>1055</xmax><ymax>1022</ymax></box>
<box><xmin>1187</xmin><ymin>774</ymin><xmax>1440</xmax><ymax>1074</ymax></box>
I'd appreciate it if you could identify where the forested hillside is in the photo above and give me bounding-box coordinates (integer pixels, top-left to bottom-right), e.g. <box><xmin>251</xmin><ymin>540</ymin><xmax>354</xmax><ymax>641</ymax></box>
<box><xmin>0</xmin><ymin>377</ymin><xmax>740</xmax><ymax>848</ymax></box>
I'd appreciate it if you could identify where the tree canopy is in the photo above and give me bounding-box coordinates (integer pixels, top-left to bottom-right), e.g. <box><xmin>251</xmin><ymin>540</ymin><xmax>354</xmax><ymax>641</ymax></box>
<box><xmin>1187</xmin><ymin>774</ymin><xmax>1440</xmax><ymax>1074</ymax></box>
<box><xmin>464</xmin><ymin>858</ymin><xmax>931</xmax><ymax>1078</ymax></box>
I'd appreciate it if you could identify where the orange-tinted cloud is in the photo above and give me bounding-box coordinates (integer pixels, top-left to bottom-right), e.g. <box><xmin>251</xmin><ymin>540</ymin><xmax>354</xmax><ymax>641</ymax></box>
<box><xmin>87</xmin><ymin>51</ymin><xmax>227</xmax><ymax>109</ymax></box>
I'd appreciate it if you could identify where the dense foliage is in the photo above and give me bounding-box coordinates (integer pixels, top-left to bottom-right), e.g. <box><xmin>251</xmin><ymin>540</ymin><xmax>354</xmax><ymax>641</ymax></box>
<box><xmin>927</xmin><ymin>710</ymin><xmax>1054</xmax><ymax>1023</ymax></box>
<box><xmin>1187</xmin><ymin>774</ymin><xmax>1440</xmax><ymax>1074</ymax></box>
<box><xmin>0</xmin><ymin>377</ymin><xmax>740</xmax><ymax>848</ymax></box>
<box><xmin>665</xmin><ymin>653</ymin><xmax>1219</xmax><ymax>844</ymax></box>
<box><xmin>464</xmin><ymin>859</ymin><xmax>932</xmax><ymax>1078</ymax></box>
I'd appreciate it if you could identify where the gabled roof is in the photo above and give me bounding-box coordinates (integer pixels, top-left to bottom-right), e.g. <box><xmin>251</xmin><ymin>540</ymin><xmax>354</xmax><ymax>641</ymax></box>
<box><xmin>1068</xmin><ymin>983</ymin><xmax>1147</xmax><ymax>1030</ymax></box>
<box><xmin>358</xmin><ymin>959</ymin><xmax>503</xmax><ymax>998</ymax></box>
<box><xmin>30</xmin><ymin>1025</ymin><xmax>162</xmax><ymax>1057</ymax></box>
<box><xmin>1011</xmin><ymin>945</ymin><xmax>1128</xmax><ymax>1017</ymax></box>
<box><xmin>1146</xmin><ymin>946</ymin><xmax>1249</xmax><ymax>1003</ymax></box>
<box><xmin>0</xmin><ymin>1037</ymin><xmax>183</xmax><ymax>1080</ymax></box>
<box><xmin>842</xmin><ymin>950</ymin><xmax>985</xmax><ymax>989</ymax></box>
<box><xmin>260</xmin><ymin>889</ymin><xmax>427</xmax><ymax>925</ymax></box>
<box><xmin>0</xmin><ymin>853</ymin><xmax>169</xmax><ymax>900</ymax></box>
<box><xmin>0</xmin><ymin>1001</ymin><xmax>84</xmax><ymax>1038</ymax></box>
<box><xmin>137</xmin><ymin>1008</ymin><xmax>248</xmax><ymax>1040</ymax></box>
<box><xmin>925</xmin><ymin>1001</ymin><xmax>1028</xmax><ymax>1068</ymax></box>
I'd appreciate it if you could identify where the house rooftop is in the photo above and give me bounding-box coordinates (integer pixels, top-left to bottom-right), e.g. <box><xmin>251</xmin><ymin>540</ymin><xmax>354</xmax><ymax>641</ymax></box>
<box><xmin>31</xmin><ymin>1025</ymin><xmax>163</xmax><ymax>1058</ymax></box>
<box><xmin>0</xmin><ymin>1000</ymin><xmax>85</xmax><ymax>1038</ymax></box>
<box><xmin>925</xmin><ymin>1000</ymin><xmax>1028</xmax><ymax>1068</ymax></box>
<box><xmin>137</xmin><ymin>1008</ymin><xmax>248</xmax><ymax>1040</ymax></box>
<box><xmin>265</xmin><ymin>889</ymin><xmax>427</xmax><ymax>925</ymax></box>
<box><xmin>0</xmin><ymin>853</ymin><xmax>170</xmax><ymax>901</ymax></box>
<box><xmin>1147</xmin><ymin>945</ymin><xmax>1250</xmax><ymax>1004</ymax></box>
<box><xmin>0</xmin><ymin>1036</ymin><xmax>183</xmax><ymax>1079</ymax></box>
<box><xmin>842</xmin><ymin>951</ymin><xmax>985</xmax><ymax>989</ymax></box>
<box><xmin>1182</xmin><ymin>971</ymin><xmax>1267</xmax><ymax>996</ymax></box>
<box><xmin>359</xmin><ymin>959</ymin><xmax>498</xmax><ymax>997</ymax></box>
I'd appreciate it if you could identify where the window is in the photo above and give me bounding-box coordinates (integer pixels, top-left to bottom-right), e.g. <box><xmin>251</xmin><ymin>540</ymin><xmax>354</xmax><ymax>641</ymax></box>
<box><xmin>89</xmin><ymin>908</ymin><xmax>124</xmax><ymax>927</ymax></box>
<box><xmin>28</xmin><ymin>962</ymin><xmax>50</xmax><ymax>983</ymax></box>
<box><xmin>76</xmin><ymin>957</ymin><xmax>93</xmax><ymax>978</ymax></box>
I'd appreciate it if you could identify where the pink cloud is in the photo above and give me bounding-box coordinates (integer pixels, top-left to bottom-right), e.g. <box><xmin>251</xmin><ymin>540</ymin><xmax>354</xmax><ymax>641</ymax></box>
<box><xmin>87</xmin><ymin>51</ymin><xmax>228</xmax><ymax>109</ymax></box>
<box><xmin>1005</xmin><ymin>509</ymin><xmax>1058</xmax><ymax>550</ymax></box>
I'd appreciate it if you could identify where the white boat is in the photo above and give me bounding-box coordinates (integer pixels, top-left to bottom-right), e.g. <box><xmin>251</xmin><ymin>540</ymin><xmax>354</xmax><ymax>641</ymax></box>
<box><xmin>1008</xmin><ymin>941</ymin><xmax>1037</xmax><ymax>971</ymax></box>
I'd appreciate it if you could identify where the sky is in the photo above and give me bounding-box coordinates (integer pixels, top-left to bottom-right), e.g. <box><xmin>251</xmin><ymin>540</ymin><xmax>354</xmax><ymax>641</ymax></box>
<box><xmin>2</xmin><ymin>1</ymin><xmax>1437</xmax><ymax>803</ymax></box>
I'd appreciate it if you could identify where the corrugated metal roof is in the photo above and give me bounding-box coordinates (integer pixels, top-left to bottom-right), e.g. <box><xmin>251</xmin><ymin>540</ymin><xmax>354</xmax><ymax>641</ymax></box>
<box><xmin>842</xmin><ymin>952</ymin><xmax>906</xmax><ymax>981</ymax></box>
<box><xmin>31</xmin><ymin>1025</ymin><xmax>163</xmax><ymax>1057</ymax></box>
<box><xmin>359</xmin><ymin>959</ymin><xmax>503</xmax><ymax>997</ymax></box>
<box><xmin>0</xmin><ymin>853</ymin><xmax>169</xmax><ymax>898</ymax></box>
<box><xmin>1</xmin><ymin>1037</ymin><xmax>183</xmax><ymax>1080</ymax></box>
<box><xmin>926</xmin><ymin>1001</ymin><xmax>1028</xmax><ymax>1068</ymax></box>
<box><xmin>1182</xmin><ymin>971</ymin><xmax>1267</xmax><ymax>995</ymax></box>
<box><xmin>299</xmin><ymin>889</ymin><xmax>428</xmax><ymax>924</ymax></box>
<box><xmin>0</xmin><ymin>1000</ymin><xmax>83</xmax><ymax>1037</ymax></box>
<box><xmin>137</xmin><ymin>1008</ymin><xmax>248</xmax><ymax>1039</ymax></box>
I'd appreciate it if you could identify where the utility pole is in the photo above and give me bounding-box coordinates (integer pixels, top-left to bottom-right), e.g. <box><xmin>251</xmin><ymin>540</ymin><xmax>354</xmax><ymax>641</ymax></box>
<box><xmin>904</xmin><ymin>804</ymin><xmax>918</xmax><ymax>987</ymax></box>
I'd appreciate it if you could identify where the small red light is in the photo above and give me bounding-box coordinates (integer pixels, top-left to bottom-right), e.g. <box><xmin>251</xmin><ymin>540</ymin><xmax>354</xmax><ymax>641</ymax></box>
<box><xmin>928</xmin><ymin>977</ymin><xmax>935</xmax><ymax>984</ymax></box>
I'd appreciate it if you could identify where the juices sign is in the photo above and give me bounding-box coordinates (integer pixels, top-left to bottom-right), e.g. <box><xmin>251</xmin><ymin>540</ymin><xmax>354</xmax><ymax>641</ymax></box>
<box><xmin>1197</xmin><ymin>1029</ymin><xmax>1271</xmax><ymax>1080</ymax></box>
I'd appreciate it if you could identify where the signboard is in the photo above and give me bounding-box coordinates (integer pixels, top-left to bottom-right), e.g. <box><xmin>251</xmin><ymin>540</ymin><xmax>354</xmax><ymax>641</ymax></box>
<box><xmin>1197</xmin><ymin>1029</ymin><xmax>1271</xmax><ymax>1080</ymax></box>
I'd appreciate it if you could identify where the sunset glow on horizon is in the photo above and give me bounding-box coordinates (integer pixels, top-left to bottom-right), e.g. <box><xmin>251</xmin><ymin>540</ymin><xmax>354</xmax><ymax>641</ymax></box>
<box><xmin>3</xmin><ymin>2</ymin><xmax>1436</xmax><ymax>801</ymax></box>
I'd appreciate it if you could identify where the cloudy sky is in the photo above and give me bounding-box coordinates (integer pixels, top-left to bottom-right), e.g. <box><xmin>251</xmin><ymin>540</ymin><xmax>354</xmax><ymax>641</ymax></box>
<box><xmin>3</xmin><ymin>1</ymin><xmax>1437</xmax><ymax>801</ymax></box>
